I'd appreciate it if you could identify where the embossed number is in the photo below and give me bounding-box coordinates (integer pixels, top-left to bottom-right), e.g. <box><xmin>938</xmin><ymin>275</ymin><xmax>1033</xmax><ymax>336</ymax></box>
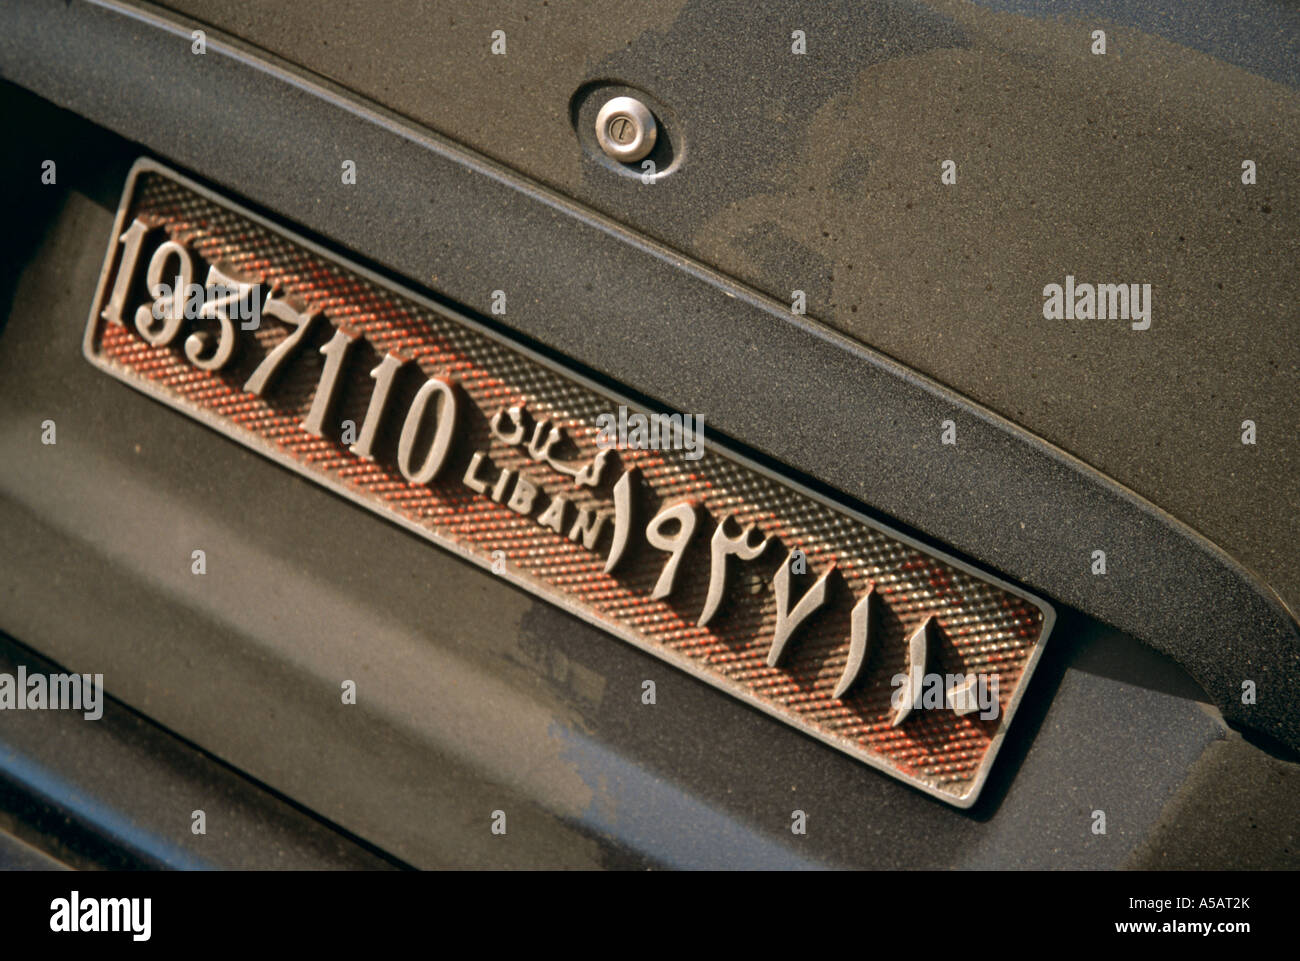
<box><xmin>100</xmin><ymin>218</ymin><xmax>150</xmax><ymax>327</ymax></box>
<box><xmin>185</xmin><ymin>263</ymin><xmax>248</xmax><ymax>371</ymax></box>
<box><xmin>134</xmin><ymin>240</ymin><xmax>193</xmax><ymax>346</ymax></box>
<box><xmin>241</xmin><ymin>296</ymin><xmax>320</xmax><ymax>396</ymax></box>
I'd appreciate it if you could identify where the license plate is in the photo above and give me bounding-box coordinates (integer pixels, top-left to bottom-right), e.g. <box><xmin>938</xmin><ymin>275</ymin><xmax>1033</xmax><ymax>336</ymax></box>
<box><xmin>84</xmin><ymin>159</ymin><xmax>1054</xmax><ymax>807</ymax></box>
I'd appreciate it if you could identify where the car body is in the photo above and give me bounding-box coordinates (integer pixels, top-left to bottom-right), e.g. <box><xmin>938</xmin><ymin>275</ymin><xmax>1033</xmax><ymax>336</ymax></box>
<box><xmin>0</xmin><ymin>0</ymin><xmax>1297</xmax><ymax>870</ymax></box>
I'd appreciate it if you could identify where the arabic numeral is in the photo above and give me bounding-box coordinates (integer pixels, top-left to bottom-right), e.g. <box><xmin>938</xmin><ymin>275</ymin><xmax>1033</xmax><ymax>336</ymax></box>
<box><xmin>301</xmin><ymin>325</ymin><xmax>358</xmax><ymax>437</ymax></box>
<box><xmin>184</xmin><ymin>264</ymin><xmax>243</xmax><ymax>371</ymax></box>
<box><xmin>398</xmin><ymin>377</ymin><xmax>458</xmax><ymax>483</ymax></box>
<box><xmin>242</xmin><ymin>296</ymin><xmax>320</xmax><ymax>396</ymax></box>
<box><xmin>100</xmin><ymin>218</ymin><xmax>150</xmax><ymax>326</ymax></box>
<box><xmin>134</xmin><ymin>239</ymin><xmax>193</xmax><ymax>346</ymax></box>
<box><xmin>350</xmin><ymin>352</ymin><xmax>409</xmax><ymax>460</ymax></box>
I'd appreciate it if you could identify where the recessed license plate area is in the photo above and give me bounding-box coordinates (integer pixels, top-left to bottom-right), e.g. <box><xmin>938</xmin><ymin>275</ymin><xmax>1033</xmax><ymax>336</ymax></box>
<box><xmin>83</xmin><ymin>160</ymin><xmax>1053</xmax><ymax>807</ymax></box>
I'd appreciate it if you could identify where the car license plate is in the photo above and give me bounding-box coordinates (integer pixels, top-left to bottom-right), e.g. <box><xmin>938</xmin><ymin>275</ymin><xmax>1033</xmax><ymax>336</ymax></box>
<box><xmin>84</xmin><ymin>159</ymin><xmax>1054</xmax><ymax>807</ymax></box>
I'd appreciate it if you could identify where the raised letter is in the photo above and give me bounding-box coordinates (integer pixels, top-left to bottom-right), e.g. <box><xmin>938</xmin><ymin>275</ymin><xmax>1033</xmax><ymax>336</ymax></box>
<box><xmin>767</xmin><ymin>552</ymin><xmax>835</xmax><ymax>667</ymax></box>
<box><xmin>398</xmin><ymin>378</ymin><xmax>458</xmax><ymax>483</ymax></box>
<box><xmin>698</xmin><ymin>515</ymin><xmax>771</xmax><ymax>627</ymax></box>
<box><xmin>644</xmin><ymin>500</ymin><xmax>699</xmax><ymax>600</ymax></box>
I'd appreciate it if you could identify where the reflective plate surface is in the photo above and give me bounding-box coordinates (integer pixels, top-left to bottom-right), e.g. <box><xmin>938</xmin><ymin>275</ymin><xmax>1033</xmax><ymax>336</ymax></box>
<box><xmin>84</xmin><ymin>159</ymin><xmax>1054</xmax><ymax>806</ymax></box>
